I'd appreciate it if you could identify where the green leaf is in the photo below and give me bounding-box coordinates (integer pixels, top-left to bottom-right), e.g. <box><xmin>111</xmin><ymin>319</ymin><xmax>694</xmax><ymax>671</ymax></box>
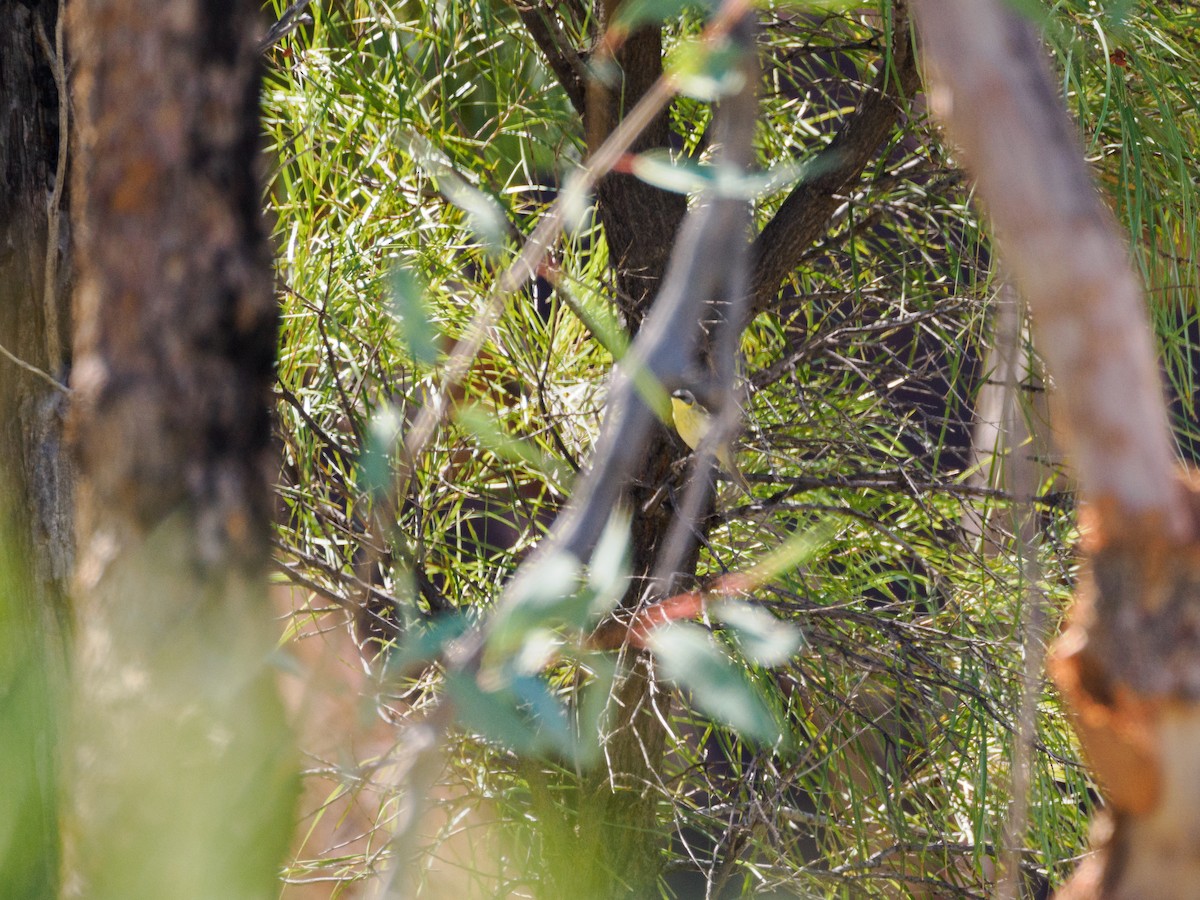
<box><xmin>667</xmin><ymin>36</ymin><xmax>746</xmax><ymax>101</ymax></box>
<box><xmin>360</xmin><ymin>405</ymin><xmax>401</xmax><ymax>497</ymax></box>
<box><xmin>554</xmin><ymin>277</ymin><xmax>630</xmax><ymax>360</ymax></box>
<box><xmin>486</xmin><ymin>550</ymin><xmax>585</xmax><ymax>655</ymax></box>
<box><xmin>445</xmin><ymin>670</ymin><xmax>584</xmax><ymax>759</ymax></box>
<box><xmin>628</xmin><ymin>149</ymin><xmax>837</xmax><ymax>200</ymax></box>
<box><xmin>389</xmin><ymin>269</ymin><xmax>440</xmax><ymax>366</ymax></box>
<box><xmin>742</xmin><ymin>521</ymin><xmax>836</xmax><ymax>588</ymax></box>
<box><xmin>611</xmin><ymin>0</ymin><xmax>716</xmax><ymax>34</ymax></box>
<box><xmin>713</xmin><ymin>600</ymin><xmax>802</xmax><ymax>667</ymax></box>
<box><xmin>575</xmin><ymin>653</ymin><xmax>618</xmax><ymax>766</ymax></box>
<box><xmin>445</xmin><ymin>671</ymin><xmax>541</xmax><ymax>753</ymax></box>
<box><xmin>510</xmin><ymin>674</ymin><xmax>576</xmax><ymax>757</ymax></box>
<box><xmin>628</xmin><ymin>151</ymin><xmax>711</xmax><ymax>195</ymax></box>
<box><xmin>405</xmin><ymin>132</ymin><xmax>510</xmax><ymax>256</ymax></box>
<box><xmin>586</xmin><ymin>510</ymin><xmax>632</xmax><ymax>619</ymax></box>
<box><xmin>648</xmin><ymin>622</ymin><xmax>782</xmax><ymax>744</ymax></box>
<box><xmin>385</xmin><ymin>613</ymin><xmax>471</xmax><ymax>675</ymax></box>
<box><xmin>455</xmin><ymin>404</ymin><xmax>573</xmax><ymax>486</ymax></box>
<box><xmin>439</xmin><ymin>176</ymin><xmax>509</xmax><ymax>256</ymax></box>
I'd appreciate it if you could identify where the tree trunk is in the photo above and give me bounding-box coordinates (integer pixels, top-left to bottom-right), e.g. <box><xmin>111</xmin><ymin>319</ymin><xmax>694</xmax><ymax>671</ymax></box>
<box><xmin>68</xmin><ymin>1</ymin><xmax>296</xmax><ymax>896</ymax></box>
<box><xmin>912</xmin><ymin>2</ymin><xmax>1200</xmax><ymax>896</ymax></box>
<box><xmin>0</xmin><ymin>1</ymin><xmax>73</xmax><ymax>894</ymax></box>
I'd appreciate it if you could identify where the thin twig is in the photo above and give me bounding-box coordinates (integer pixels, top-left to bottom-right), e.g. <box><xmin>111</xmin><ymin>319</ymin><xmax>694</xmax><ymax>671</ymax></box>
<box><xmin>34</xmin><ymin>0</ymin><xmax>67</xmax><ymax>374</ymax></box>
<box><xmin>0</xmin><ymin>341</ymin><xmax>70</xmax><ymax>394</ymax></box>
<box><xmin>996</xmin><ymin>285</ymin><xmax>1051</xmax><ymax>900</ymax></box>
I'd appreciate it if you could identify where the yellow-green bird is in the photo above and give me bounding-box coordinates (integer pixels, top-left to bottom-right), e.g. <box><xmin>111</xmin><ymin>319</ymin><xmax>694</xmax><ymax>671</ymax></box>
<box><xmin>670</xmin><ymin>388</ymin><xmax>750</xmax><ymax>491</ymax></box>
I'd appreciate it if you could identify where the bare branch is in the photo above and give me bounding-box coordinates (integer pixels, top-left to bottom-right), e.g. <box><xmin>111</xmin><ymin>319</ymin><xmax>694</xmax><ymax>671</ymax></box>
<box><xmin>513</xmin><ymin>1</ymin><xmax>588</xmax><ymax>115</ymax></box>
<box><xmin>913</xmin><ymin>1</ymin><xmax>1200</xmax><ymax>896</ymax></box>
<box><xmin>511</xmin><ymin>18</ymin><xmax>759</xmax><ymax>580</ymax></box>
<box><xmin>0</xmin><ymin>341</ymin><xmax>70</xmax><ymax>394</ymax></box>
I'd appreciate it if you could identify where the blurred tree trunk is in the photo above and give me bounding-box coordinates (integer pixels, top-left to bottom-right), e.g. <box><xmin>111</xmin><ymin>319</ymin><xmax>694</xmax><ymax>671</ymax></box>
<box><xmin>0</xmin><ymin>1</ymin><xmax>72</xmax><ymax>894</ymax></box>
<box><xmin>914</xmin><ymin>1</ymin><xmax>1200</xmax><ymax>897</ymax></box>
<box><xmin>68</xmin><ymin>1</ymin><xmax>297</xmax><ymax>897</ymax></box>
<box><xmin>517</xmin><ymin>13</ymin><xmax>687</xmax><ymax>898</ymax></box>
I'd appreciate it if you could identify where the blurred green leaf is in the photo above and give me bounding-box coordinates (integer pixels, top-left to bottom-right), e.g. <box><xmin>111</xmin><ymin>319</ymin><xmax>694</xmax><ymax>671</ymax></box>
<box><xmin>385</xmin><ymin>613</ymin><xmax>471</xmax><ymax>675</ymax></box>
<box><xmin>611</xmin><ymin>0</ymin><xmax>716</xmax><ymax>34</ymax></box>
<box><xmin>628</xmin><ymin>151</ymin><xmax>711</xmax><ymax>195</ymax></box>
<box><xmin>629</xmin><ymin>149</ymin><xmax>837</xmax><ymax>199</ymax></box>
<box><xmin>648</xmin><ymin>622</ymin><xmax>782</xmax><ymax>745</ymax></box>
<box><xmin>575</xmin><ymin>653</ymin><xmax>618</xmax><ymax>766</ymax></box>
<box><xmin>511</xmin><ymin>674</ymin><xmax>576</xmax><ymax>756</ymax></box>
<box><xmin>713</xmin><ymin>599</ymin><xmax>802</xmax><ymax>667</ymax></box>
<box><xmin>586</xmin><ymin>509</ymin><xmax>632</xmax><ymax>619</ymax></box>
<box><xmin>486</xmin><ymin>550</ymin><xmax>585</xmax><ymax>655</ymax></box>
<box><xmin>456</xmin><ymin>404</ymin><xmax>574</xmax><ymax>486</ymax></box>
<box><xmin>439</xmin><ymin>177</ymin><xmax>510</xmax><ymax>256</ymax></box>
<box><xmin>667</xmin><ymin>36</ymin><xmax>746</xmax><ymax>101</ymax></box>
<box><xmin>360</xmin><ymin>405</ymin><xmax>401</xmax><ymax>497</ymax></box>
<box><xmin>0</xmin><ymin>546</ymin><xmax>60</xmax><ymax>897</ymax></box>
<box><xmin>742</xmin><ymin>521</ymin><xmax>836</xmax><ymax>589</ymax></box>
<box><xmin>446</xmin><ymin>671</ymin><xmax>541</xmax><ymax>753</ymax></box>
<box><xmin>446</xmin><ymin>670</ymin><xmax>582</xmax><ymax>759</ymax></box>
<box><xmin>389</xmin><ymin>269</ymin><xmax>440</xmax><ymax>366</ymax></box>
<box><xmin>406</xmin><ymin>133</ymin><xmax>510</xmax><ymax>256</ymax></box>
<box><xmin>555</xmin><ymin>277</ymin><xmax>631</xmax><ymax>360</ymax></box>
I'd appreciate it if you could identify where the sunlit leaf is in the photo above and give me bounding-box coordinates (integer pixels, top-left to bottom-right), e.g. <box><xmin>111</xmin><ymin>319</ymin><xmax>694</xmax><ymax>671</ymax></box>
<box><xmin>713</xmin><ymin>599</ymin><xmax>802</xmax><ymax>667</ymax></box>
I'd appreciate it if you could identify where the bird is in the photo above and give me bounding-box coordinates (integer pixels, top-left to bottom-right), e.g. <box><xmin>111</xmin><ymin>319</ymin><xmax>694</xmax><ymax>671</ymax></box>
<box><xmin>670</xmin><ymin>388</ymin><xmax>751</xmax><ymax>492</ymax></box>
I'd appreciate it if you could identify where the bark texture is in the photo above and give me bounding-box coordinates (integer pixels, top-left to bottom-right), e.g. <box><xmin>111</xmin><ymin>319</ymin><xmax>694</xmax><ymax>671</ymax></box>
<box><xmin>0</xmin><ymin>2</ymin><xmax>72</xmax><ymax>894</ymax></box>
<box><xmin>912</xmin><ymin>1</ymin><xmax>1200</xmax><ymax>897</ymax></box>
<box><xmin>68</xmin><ymin>0</ymin><xmax>296</xmax><ymax>896</ymax></box>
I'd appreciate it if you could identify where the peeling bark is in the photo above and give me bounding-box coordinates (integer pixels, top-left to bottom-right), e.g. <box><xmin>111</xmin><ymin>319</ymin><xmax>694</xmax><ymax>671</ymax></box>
<box><xmin>912</xmin><ymin>0</ymin><xmax>1200</xmax><ymax>896</ymax></box>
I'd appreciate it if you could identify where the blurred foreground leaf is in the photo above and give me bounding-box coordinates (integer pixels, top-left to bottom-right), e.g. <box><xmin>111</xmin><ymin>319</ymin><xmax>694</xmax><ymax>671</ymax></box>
<box><xmin>648</xmin><ymin>621</ymin><xmax>783</xmax><ymax>745</ymax></box>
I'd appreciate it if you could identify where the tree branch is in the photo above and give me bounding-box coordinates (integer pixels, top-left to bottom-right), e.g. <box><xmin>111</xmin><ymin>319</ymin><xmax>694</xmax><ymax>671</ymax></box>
<box><xmin>513</xmin><ymin>1</ymin><xmax>588</xmax><ymax>116</ymax></box>
<box><xmin>912</xmin><ymin>0</ymin><xmax>1200</xmax><ymax>896</ymax></box>
<box><xmin>750</xmin><ymin>1</ymin><xmax>920</xmax><ymax>314</ymax></box>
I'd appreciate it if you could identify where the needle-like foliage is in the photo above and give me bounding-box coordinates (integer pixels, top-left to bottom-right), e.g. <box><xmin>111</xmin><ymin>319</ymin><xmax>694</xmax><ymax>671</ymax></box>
<box><xmin>262</xmin><ymin>2</ymin><xmax>1200</xmax><ymax>896</ymax></box>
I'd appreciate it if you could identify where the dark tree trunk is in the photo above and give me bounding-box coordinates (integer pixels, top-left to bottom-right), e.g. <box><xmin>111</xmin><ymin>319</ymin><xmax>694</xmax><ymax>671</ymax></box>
<box><xmin>0</xmin><ymin>1</ymin><xmax>73</xmax><ymax>894</ymax></box>
<box><xmin>67</xmin><ymin>0</ymin><xmax>296</xmax><ymax>896</ymax></box>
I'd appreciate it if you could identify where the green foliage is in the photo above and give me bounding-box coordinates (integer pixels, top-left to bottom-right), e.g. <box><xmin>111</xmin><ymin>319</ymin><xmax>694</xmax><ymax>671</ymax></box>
<box><xmin>0</xmin><ymin>535</ymin><xmax>62</xmax><ymax>898</ymax></box>
<box><xmin>263</xmin><ymin>1</ymin><xmax>1199</xmax><ymax>896</ymax></box>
